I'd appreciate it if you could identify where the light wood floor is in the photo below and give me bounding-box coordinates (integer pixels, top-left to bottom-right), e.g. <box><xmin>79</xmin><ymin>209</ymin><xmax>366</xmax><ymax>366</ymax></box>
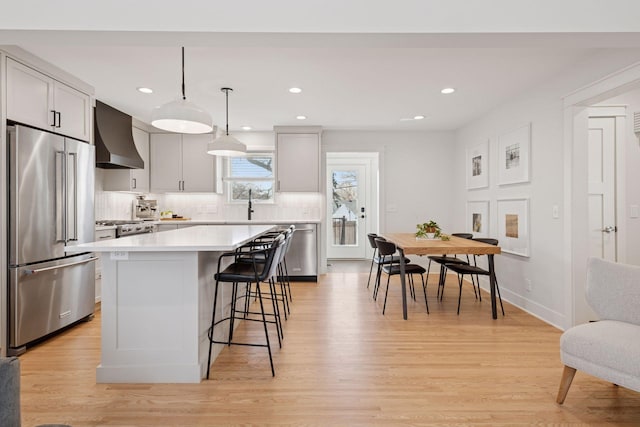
<box><xmin>18</xmin><ymin>264</ymin><xmax>640</xmax><ymax>426</ymax></box>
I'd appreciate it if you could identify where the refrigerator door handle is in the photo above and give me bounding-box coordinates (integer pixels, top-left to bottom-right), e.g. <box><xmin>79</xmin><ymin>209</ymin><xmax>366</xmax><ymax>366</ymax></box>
<box><xmin>24</xmin><ymin>256</ymin><xmax>99</xmax><ymax>275</ymax></box>
<box><xmin>67</xmin><ymin>152</ymin><xmax>78</xmax><ymax>241</ymax></box>
<box><xmin>55</xmin><ymin>150</ymin><xmax>66</xmax><ymax>243</ymax></box>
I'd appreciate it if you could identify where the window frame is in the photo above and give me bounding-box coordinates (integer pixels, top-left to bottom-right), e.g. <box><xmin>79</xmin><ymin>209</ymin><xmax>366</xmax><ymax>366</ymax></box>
<box><xmin>224</xmin><ymin>151</ymin><xmax>276</xmax><ymax>204</ymax></box>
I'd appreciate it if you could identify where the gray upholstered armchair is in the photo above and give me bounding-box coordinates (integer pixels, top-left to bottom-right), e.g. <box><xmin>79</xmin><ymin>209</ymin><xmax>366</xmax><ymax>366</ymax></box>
<box><xmin>556</xmin><ymin>257</ymin><xmax>640</xmax><ymax>404</ymax></box>
<box><xmin>0</xmin><ymin>356</ymin><xmax>21</xmax><ymax>426</ymax></box>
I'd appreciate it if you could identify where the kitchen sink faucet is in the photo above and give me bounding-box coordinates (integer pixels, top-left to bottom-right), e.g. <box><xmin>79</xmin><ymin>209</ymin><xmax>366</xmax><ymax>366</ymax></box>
<box><xmin>248</xmin><ymin>189</ymin><xmax>254</xmax><ymax>220</ymax></box>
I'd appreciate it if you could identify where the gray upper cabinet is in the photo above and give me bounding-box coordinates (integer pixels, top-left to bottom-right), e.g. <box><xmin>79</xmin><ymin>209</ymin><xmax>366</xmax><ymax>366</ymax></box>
<box><xmin>275</xmin><ymin>127</ymin><xmax>321</xmax><ymax>192</ymax></box>
<box><xmin>102</xmin><ymin>126</ymin><xmax>150</xmax><ymax>192</ymax></box>
<box><xmin>150</xmin><ymin>133</ymin><xmax>220</xmax><ymax>193</ymax></box>
<box><xmin>6</xmin><ymin>57</ymin><xmax>91</xmax><ymax>142</ymax></box>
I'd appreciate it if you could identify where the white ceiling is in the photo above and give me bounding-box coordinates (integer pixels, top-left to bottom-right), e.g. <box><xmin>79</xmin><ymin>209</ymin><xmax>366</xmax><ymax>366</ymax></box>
<box><xmin>4</xmin><ymin>1</ymin><xmax>640</xmax><ymax>132</ymax></box>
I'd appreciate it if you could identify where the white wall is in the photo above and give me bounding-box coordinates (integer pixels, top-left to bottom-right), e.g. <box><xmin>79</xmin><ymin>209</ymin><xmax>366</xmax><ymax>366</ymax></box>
<box><xmin>321</xmin><ymin>130</ymin><xmax>456</xmax><ymax>272</ymax></box>
<box><xmin>453</xmin><ymin>49</ymin><xmax>640</xmax><ymax>328</ymax></box>
<box><xmin>322</xmin><ymin>130</ymin><xmax>457</xmax><ymax>233</ymax></box>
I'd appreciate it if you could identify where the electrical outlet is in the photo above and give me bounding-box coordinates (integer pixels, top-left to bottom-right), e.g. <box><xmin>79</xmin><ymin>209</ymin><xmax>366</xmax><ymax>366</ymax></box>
<box><xmin>110</xmin><ymin>251</ymin><xmax>129</xmax><ymax>260</ymax></box>
<box><xmin>525</xmin><ymin>278</ymin><xmax>532</xmax><ymax>292</ymax></box>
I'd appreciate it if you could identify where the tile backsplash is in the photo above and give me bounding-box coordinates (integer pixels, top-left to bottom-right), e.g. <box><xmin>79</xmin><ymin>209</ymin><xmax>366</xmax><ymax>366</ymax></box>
<box><xmin>95</xmin><ymin>191</ymin><xmax>138</xmax><ymax>220</ymax></box>
<box><xmin>95</xmin><ymin>191</ymin><xmax>323</xmax><ymax>221</ymax></box>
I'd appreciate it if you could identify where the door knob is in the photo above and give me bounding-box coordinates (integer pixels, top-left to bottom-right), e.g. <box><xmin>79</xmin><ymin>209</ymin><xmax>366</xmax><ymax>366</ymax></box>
<box><xmin>602</xmin><ymin>226</ymin><xmax>617</xmax><ymax>233</ymax></box>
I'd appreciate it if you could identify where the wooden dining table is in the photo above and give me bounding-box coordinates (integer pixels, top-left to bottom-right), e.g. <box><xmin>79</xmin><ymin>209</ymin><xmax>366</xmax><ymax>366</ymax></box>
<box><xmin>380</xmin><ymin>234</ymin><xmax>502</xmax><ymax>320</ymax></box>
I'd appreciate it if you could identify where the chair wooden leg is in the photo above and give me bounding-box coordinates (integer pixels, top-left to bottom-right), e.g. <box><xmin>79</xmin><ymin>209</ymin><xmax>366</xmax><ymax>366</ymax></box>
<box><xmin>556</xmin><ymin>365</ymin><xmax>577</xmax><ymax>404</ymax></box>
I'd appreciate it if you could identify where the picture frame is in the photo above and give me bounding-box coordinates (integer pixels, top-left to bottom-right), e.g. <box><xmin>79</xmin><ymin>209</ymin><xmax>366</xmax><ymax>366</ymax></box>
<box><xmin>498</xmin><ymin>123</ymin><xmax>531</xmax><ymax>185</ymax></box>
<box><xmin>466</xmin><ymin>140</ymin><xmax>489</xmax><ymax>189</ymax></box>
<box><xmin>497</xmin><ymin>198</ymin><xmax>530</xmax><ymax>257</ymax></box>
<box><xmin>466</xmin><ymin>200</ymin><xmax>489</xmax><ymax>238</ymax></box>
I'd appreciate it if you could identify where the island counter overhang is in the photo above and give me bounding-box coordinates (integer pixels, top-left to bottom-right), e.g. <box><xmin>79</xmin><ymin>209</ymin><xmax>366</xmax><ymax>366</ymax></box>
<box><xmin>66</xmin><ymin>225</ymin><xmax>275</xmax><ymax>383</ymax></box>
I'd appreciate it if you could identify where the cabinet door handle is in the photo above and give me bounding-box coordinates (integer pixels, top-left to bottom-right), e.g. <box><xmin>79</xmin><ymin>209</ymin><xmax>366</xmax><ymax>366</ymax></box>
<box><xmin>50</xmin><ymin>110</ymin><xmax>57</xmax><ymax>127</ymax></box>
<box><xmin>132</xmin><ymin>178</ymin><xmax>137</xmax><ymax>189</ymax></box>
<box><xmin>277</xmin><ymin>180</ymin><xmax>281</xmax><ymax>191</ymax></box>
<box><xmin>56</xmin><ymin>111</ymin><xmax>61</xmax><ymax>128</ymax></box>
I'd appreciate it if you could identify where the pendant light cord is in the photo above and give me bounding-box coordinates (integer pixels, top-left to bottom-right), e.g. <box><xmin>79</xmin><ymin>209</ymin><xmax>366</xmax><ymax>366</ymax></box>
<box><xmin>181</xmin><ymin>47</ymin><xmax>186</xmax><ymax>100</ymax></box>
<box><xmin>225</xmin><ymin>88</ymin><xmax>230</xmax><ymax>135</ymax></box>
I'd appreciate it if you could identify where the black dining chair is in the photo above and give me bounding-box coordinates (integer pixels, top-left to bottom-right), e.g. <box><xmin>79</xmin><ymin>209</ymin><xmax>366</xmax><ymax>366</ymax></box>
<box><xmin>425</xmin><ymin>233</ymin><xmax>478</xmax><ymax>301</ymax></box>
<box><xmin>367</xmin><ymin>233</ymin><xmax>410</xmax><ymax>294</ymax></box>
<box><xmin>442</xmin><ymin>238</ymin><xmax>505</xmax><ymax>315</ymax></box>
<box><xmin>374</xmin><ymin>237</ymin><xmax>429</xmax><ymax>315</ymax></box>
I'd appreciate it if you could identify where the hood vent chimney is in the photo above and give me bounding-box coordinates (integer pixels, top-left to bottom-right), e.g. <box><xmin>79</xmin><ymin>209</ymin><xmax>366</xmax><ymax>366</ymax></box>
<box><xmin>95</xmin><ymin>100</ymin><xmax>144</xmax><ymax>169</ymax></box>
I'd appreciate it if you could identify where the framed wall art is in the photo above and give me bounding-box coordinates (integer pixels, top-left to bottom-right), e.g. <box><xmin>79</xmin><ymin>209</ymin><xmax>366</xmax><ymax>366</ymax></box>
<box><xmin>466</xmin><ymin>140</ymin><xmax>489</xmax><ymax>189</ymax></box>
<box><xmin>466</xmin><ymin>200</ymin><xmax>489</xmax><ymax>238</ymax></box>
<box><xmin>498</xmin><ymin>123</ymin><xmax>531</xmax><ymax>185</ymax></box>
<box><xmin>497</xmin><ymin>198</ymin><xmax>530</xmax><ymax>257</ymax></box>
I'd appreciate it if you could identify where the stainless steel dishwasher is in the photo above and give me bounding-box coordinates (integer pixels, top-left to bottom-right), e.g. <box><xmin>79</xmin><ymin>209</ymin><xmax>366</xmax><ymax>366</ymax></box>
<box><xmin>280</xmin><ymin>224</ymin><xmax>317</xmax><ymax>281</ymax></box>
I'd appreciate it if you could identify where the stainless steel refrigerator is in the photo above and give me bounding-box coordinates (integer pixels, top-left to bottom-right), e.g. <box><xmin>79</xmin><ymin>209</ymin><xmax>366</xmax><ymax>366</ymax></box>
<box><xmin>7</xmin><ymin>124</ymin><xmax>96</xmax><ymax>354</ymax></box>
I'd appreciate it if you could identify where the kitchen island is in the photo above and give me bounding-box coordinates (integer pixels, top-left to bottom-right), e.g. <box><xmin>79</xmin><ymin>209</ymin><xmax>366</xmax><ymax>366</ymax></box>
<box><xmin>66</xmin><ymin>225</ymin><xmax>274</xmax><ymax>383</ymax></box>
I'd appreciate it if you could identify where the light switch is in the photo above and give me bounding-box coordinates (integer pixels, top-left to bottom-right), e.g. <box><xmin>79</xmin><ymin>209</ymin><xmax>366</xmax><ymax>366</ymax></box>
<box><xmin>631</xmin><ymin>204</ymin><xmax>639</xmax><ymax>219</ymax></box>
<box><xmin>552</xmin><ymin>205</ymin><xmax>559</xmax><ymax>219</ymax></box>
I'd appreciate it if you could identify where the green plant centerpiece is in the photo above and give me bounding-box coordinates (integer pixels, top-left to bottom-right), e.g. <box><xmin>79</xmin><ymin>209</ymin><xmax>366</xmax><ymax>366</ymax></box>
<box><xmin>416</xmin><ymin>220</ymin><xmax>441</xmax><ymax>239</ymax></box>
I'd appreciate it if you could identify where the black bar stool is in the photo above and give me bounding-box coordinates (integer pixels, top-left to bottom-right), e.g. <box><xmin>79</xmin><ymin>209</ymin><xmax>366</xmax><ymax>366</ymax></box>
<box><xmin>206</xmin><ymin>234</ymin><xmax>285</xmax><ymax>378</ymax></box>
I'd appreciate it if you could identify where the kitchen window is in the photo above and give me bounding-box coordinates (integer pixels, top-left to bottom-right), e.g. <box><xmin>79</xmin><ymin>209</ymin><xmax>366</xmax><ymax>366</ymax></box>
<box><xmin>225</xmin><ymin>153</ymin><xmax>275</xmax><ymax>203</ymax></box>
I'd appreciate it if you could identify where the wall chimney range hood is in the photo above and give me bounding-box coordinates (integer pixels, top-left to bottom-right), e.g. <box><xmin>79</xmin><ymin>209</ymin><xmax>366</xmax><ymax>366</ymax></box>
<box><xmin>95</xmin><ymin>100</ymin><xmax>144</xmax><ymax>169</ymax></box>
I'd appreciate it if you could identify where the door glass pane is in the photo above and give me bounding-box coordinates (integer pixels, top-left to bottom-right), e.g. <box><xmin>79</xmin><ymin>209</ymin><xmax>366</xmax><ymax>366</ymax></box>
<box><xmin>331</xmin><ymin>170</ymin><xmax>359</xmax><ymax>246</ymax></box>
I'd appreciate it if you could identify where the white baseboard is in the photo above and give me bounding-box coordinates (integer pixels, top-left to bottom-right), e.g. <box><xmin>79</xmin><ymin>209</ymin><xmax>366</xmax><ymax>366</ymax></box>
<box><xmin>455</xmin><ymin>274</ymin><xmax>566</xmax><ymax>331</ymax></box>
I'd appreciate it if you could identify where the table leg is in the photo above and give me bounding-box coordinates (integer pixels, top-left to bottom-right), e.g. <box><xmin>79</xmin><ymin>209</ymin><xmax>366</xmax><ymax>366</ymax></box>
<box><xmin>488</xmin><ymin>254</ymin><xmax>497</xmax><ymax>319</ymax></box>
<box><xmin>399</xmin><ymin>248</ymin><xmax>408</xmax><ymax>320</ymax></box>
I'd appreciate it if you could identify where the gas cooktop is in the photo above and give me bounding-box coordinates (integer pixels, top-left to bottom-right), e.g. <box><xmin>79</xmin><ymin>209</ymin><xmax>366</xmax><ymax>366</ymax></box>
<box><xmin>96</xmin><ymin>220</ymin><xmax>155</xmax><ymax>237</ymax></box>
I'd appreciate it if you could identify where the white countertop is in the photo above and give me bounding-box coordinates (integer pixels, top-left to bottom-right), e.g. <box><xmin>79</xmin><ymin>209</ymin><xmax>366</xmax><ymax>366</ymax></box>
<box><xmin>68</xmin><ymin>225</ymin><xmax>275</xmax><ymax>252</ymax></box>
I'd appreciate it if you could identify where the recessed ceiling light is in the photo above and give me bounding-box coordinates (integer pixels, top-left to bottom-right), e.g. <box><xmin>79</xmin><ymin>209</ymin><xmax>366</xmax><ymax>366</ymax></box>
<box><xmin>137</xmin><ymin>87</ymin><xmax>153</xmax><ymax>94</ymax></box>
<box><xmin>241</xmin><ymin>126</ymin><xmax>252</xmax><ymax>131</ymax></box>
<box><xmin>296</xmin><ymin>115</ymin><xmax>307</xmax><ymax>120</ymax></box>
<box><xmin>441</xmin><ymin>87</ymin><xmax>455</xmax><ymax>94</ymax></box>
<box><xmin>400</xmin><ymin>115</ymin><xmax>426</xmax><ymax>121</ymax></box>
<box><xmin>289</xmin><ymin>87</ymin><xmax>302</xmax><ymax>94</ymax></box>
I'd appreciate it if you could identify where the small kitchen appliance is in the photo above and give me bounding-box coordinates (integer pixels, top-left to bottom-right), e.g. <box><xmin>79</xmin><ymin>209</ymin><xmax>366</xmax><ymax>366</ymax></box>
<box><xmin>134</xmin><ymin>196</ymin><xmax>158</xmax><ymax>220</ymax></box>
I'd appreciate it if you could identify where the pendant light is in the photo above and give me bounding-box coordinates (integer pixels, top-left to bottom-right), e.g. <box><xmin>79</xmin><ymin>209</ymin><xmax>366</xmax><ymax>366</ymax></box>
<box><xmin>151</xmin><ymin>47</ymin><xmax>213</xmax><ymax>134</ymax></box>
<box><xmin>207</xmin><ymin>87</ymin><xmax>247</xmax><ymax>156</ymax></box>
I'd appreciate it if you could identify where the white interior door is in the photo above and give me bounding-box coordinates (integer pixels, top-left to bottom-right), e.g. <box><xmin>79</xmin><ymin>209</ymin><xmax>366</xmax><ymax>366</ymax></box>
<box><xmin>326</xmin><ymin>154</ymin><xmax>377</xmax><ymax>259</ymax></box>
<box><xmin>588</xmin><ymin>117</ymin><xmax>617</xmax><ymax>261</ymax></box>
<box><xmin>577</xmin><ymin>114</ymin><xmax>620</xmax><ymax>323</ymax></box>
